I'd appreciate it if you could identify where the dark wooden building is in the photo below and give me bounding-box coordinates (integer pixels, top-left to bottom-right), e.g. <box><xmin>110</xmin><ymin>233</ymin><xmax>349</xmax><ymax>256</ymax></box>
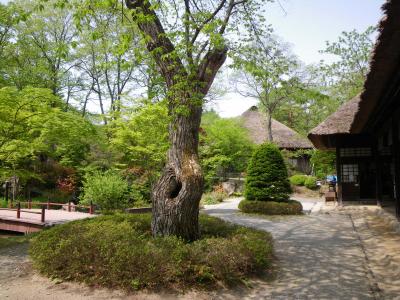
<box><xmin>308</xmin><ymin>0</ymin><xmax>400</xmax><ymax>217</ymax></box>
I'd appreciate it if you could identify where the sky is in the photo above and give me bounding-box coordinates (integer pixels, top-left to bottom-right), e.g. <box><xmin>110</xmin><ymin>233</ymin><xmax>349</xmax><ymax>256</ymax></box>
<box><xmin>1</xmin><ymin>0</ymin><xmax>385</xmax><ymax>117</ymax></box>
<box><xmin>214</xmin><ymin>0</ymin><xmax>385</xmax><ymax>117</ymax></box>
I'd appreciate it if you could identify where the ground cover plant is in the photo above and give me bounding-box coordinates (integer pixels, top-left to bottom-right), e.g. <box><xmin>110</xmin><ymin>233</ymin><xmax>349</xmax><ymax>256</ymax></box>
<box><xmin>29</xmin><ymin>213</ymin><xmax>273</xmax><ymax>291</ymax></box>
<box><xmin>0</xmin><ymin>233</ymin><xmax>33</xmax><ymax>249</ymax></box>
<box><xmin>200</xmin><ymin>191</ymin><xmax>227</xmax><ymax>205</ymax></box>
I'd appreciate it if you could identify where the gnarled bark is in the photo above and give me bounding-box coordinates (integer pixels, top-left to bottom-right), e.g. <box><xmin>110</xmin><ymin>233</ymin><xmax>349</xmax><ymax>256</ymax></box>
<box><xmin>152</xmin><ymin>99</ymin><xmax>204</xmax><ymax>240</ymax></box>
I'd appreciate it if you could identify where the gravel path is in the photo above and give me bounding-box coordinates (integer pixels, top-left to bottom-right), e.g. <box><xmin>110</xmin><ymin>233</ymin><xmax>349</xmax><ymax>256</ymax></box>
<box><xmin>203</xmin><ymin>198</ymin><xmax>377</xmax><ymax>299</ymax></box>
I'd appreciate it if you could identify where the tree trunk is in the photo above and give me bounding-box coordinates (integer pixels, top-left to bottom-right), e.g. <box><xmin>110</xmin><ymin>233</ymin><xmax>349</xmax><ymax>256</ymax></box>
<box><xmin>266</xmin><ymin>111</ymin><xmax>273</xmax><ymax>142</ymax></box>
<box><xmin>152</xmin><ymin>96</ymin><xmax>204</xmax><ymax>241</ymax></box>
<box><xmin>124</xmin><ymin>0</ymin><xmax>227</xmax><ymax>241</ymax></box>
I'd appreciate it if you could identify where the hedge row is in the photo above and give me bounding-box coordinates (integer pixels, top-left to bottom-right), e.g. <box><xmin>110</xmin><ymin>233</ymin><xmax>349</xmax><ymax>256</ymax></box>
<box><xmin>239</xmin><ymin>199</ymin><xmax>303</xmax><ymax>215</ymax></box>
<box><xmin>289</xmin><ymin>175</ymin><xmax>318</xmax><ymax>189</ymax></box>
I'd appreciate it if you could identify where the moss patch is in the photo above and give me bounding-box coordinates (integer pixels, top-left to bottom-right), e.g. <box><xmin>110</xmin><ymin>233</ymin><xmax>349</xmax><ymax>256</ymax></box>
<box><xmin>0</xmin><ymin>233</ymin><xmax>33</xmax><ymax>249</ymax></box>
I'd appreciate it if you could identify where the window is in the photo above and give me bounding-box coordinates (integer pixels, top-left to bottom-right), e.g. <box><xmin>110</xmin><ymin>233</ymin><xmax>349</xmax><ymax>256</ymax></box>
<box><xmin>341</xmin><ymin>164</ymin><xmax>359</xmax><ymax>183</ymax></box>
<box><xmin>340</xmin><ymin>148</ymin><xmax>371</xmax><ymax>157</ymax></box>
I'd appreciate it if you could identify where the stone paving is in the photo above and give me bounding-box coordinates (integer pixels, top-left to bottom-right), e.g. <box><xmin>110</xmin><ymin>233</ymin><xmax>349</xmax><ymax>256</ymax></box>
<box><xmin>203</xmin><ymin>198</ymin><xmax>377</xmax><ymax>299</ymax></box>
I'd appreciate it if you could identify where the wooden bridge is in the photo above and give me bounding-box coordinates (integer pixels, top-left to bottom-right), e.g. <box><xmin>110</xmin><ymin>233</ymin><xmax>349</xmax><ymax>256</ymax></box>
<box><xmin>0</xmin><ymin>201</ymin><xmax>96</xmax><ymax>233</ymax></box>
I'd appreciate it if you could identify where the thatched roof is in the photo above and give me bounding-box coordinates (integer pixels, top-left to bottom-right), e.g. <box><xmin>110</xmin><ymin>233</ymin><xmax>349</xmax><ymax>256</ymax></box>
<box><xmin>241</xmin><ymin>106</ymin><xmax>313</xmax><ymax>149</ymax></box>
<box><xmin>308</xmin><ymin>95</ymin><xmax>361</xmax><ymax>148</ymax></box>
<box><xmin>352</xmin><ymin>0</ymin><xmax>400</xmax><ymax>132</ymax></box>
<box><xmin>308</xmin><ymin>0</ymin><xmax>400</xmax><ymax>148</ymax></box>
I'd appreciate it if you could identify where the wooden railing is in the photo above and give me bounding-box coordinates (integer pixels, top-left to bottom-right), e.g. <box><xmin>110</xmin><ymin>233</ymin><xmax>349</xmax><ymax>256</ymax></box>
<box><xmin>19</xmin><ymin>201</ymin><xmax>94</xmax><ymax>214</ymax></box>
<box><xmin>1</xmin><ymin>200</ymin><xmax>95</xmax><ymax>223</ymax></box>
<box><xmin>0</xmin><ymin>204</ymin><xmax>46</xmax><ymax>222</ymax></box>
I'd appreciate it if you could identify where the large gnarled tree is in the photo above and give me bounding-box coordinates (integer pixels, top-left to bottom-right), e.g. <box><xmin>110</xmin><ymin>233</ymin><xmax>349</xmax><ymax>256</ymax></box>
<box><xmin>125</xmin><ymin>0</ymin><xmax>267</xmax><ymax>240</ymax></box>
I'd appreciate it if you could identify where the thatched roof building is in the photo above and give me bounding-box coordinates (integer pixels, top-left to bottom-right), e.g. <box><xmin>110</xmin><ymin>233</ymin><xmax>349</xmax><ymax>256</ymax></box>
<box><xmin>241</xmin><ymin>106</ymin><xmax>313</xmax><ymax>150</ymax></box>
<box><xmin>308</xmin><ymin>0</ymin><xmax>400</xmax><ymax>149</ymax></box>
<box><xmin>306</xmin><ymin>0</ymin><xmax>400</xmax><ymax>211</ymax></box>
<box><xmin>352</xmin><ymin>0</ymin><xmax>400</xmax><ymax>133</ymax></box>
<box><xmin>308</xmin><ymin>95</ymin><xmax>362</xmax><ymax>149</ymax></box>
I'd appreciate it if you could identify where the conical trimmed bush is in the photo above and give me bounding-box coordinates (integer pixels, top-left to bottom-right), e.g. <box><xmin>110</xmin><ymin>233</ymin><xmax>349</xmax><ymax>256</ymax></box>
<box><xmin>244</xmin><ymin>143</ymin><xmax>291</xmax><ymax>201</ymax></box>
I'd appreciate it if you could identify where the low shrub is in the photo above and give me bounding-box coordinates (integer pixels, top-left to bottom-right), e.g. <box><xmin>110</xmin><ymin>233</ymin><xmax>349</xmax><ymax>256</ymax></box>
<box><xmin>30</xmin><ymin>214</ymin><xmax>273</xmax><ymax>291</ymax></box>
<box><xmin>80</xmin><ymin>171</ymin><xmax>129</xmax><ymax>211</ymax></box>
<box><xmin>289</xmin><ymin>174</ymin><xmax>307</xmax><ymax>186</ymax></box>
<box><xmin>238</xmin><ymin>199</ymin><xmax>303</xmax><ymax>215</ymax></box>
<box><xmin>232</xmin><ymin>191</ymin><xmax>243</xmax><ymax>197</ymax></box>
<box><xmin>201</xmin><ymin>191</ymin><xmax>227</xmax><ymax>205</ymax></box>
<box><xmin>304</xmin><ymin>176</ymin><xmax>318</xmax><ymax>190</ymax></box>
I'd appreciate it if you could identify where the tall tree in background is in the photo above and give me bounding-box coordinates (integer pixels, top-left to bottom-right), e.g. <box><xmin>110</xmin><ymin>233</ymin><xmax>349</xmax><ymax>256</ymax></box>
<box><xmin>273</xmin><ymin>65</ymin><xmax>337</xmax><ymax>135</ymax></box>
<box><xmin>124</xmin><ymin>0</ymin><xmax>269</xmax><ymax>240</ymax></box>
<box><xmin>7</xmin><ymin>0</ymin><xmax>77</xmax><ymax>95</ymax></box>
<box><xmin>231</xmin><ymin>33</ymin><xmax>300</xmax><ymax>141</ymax></box>
<box><xmin>319</xmin><ymin>26</ymin><xmax>376</xmax><ymax>103</ymax></box>
<box><xmin>75</xmin><ymin>3</ymin><xmax>147</xmax><ymax>121</ymax></box>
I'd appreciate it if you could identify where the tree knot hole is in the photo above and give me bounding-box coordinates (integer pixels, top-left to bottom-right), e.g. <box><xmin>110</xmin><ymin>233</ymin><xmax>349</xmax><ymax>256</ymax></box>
<box><xmin>169</xmin><ymin>179</ymin><xmax>182</xmax><ymax>199</ymax></box>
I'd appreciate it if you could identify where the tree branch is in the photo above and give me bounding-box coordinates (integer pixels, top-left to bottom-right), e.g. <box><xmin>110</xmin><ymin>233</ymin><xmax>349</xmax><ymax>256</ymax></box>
<box><xmin>125</xmin><ymin>0</ymin><xmax>186</xmax><ymax>87</ymax></box>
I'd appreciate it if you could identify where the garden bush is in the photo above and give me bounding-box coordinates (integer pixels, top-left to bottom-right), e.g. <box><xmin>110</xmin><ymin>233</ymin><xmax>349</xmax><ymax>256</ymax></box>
<box><xmin>80</xmin><ymin>171</ymin><xmax>129</xmax><ymax>211</ymax></box>
<box><xmin>310</xmin><ymin>150</ymin><xmax>336</xmax><ymax>179</ymax></box>
<box><xmin>245</xmin><ymin>143</ymin><xmax>291</xmax><ymax>202</ymax></box>
<box><xmin>201</xmin><ymin>191</ymin><xmax>227</xmax><ymax>205</ymax></box>
<box><xmin>239</xmin><ymin>199</ymin><xmax>303</xmax><ymax>215</ymax></box>
<box><xmin>304</xmin><ymin>176</ymin><xmax>318</xmax><ymax>189</ymax></box>
<box><xmin>289</xmin><ymin>174</ymin><xmax>307</xmax><ymax>186</ymax></box>
<box><xmin>30</xmin><ymin>214</ymin><xmax>273</xmax><ymax>291</ymax></box>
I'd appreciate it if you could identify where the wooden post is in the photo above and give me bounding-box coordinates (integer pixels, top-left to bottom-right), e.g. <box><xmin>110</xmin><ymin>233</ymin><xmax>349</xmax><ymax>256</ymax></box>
<box><xmin>68</xmin><ymin>201</ymin><xmax>71</xmax><ymax>212</ymax></box>
<box><xmin>373</xmin><ymin>141</ymin><xmax>382</xmax><ymax>206</ymax></box>
<box><xmin>17</xmin><ymin>202</ymin><xmax>21</xmax><ymax>219</ymax></box>
<box><xmin>336</xmin><ymin>146</ymin><xmax>342</xmax><ymax>205</ymax></box>
<box><xmin>41</xmin><ymin>206</ymin><xmax>45</xmax><ymax>223</ymax></box>
<box><xmin>5</xmin><ymin>181</ymin><xmax>10</xmax><ymax>208</ymax></box>
<box><xmin>28</xmin><ymin>189</ymin><xmax>32</xmax><ymax>209</ymax></box>
<box><xmin>392</xmin><ymin>118</ymin><xmax>400</xmax><ymax>218</ymax></box>
<box><xmin>89</xmin><ymin>201</ymin><xmax>93</xmax><ymax>214</ymax></box>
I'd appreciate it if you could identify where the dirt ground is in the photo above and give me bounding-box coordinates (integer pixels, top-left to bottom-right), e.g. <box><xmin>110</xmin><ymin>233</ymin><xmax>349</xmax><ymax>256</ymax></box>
<box><xmin>343</xmin><ymin>206</ymin><xmax>400</xmax><ymax>299</ymax></box>
<box><xmin>1</xmin><ymin>200</ymin><xmax>400</xmax><ymax>299</ymax></box>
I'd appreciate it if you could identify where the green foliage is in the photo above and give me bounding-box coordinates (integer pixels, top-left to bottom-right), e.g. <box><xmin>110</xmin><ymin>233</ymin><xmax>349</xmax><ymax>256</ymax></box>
<box><xmin>80</xmin><ymin>170</ymin><xmax>130</xmax><ymax>211</ymax></box>
<box><xmin>310</xmin><ymin>150</ymin><xmax>336</xmax><ymax>179</ymax></box>
<box><xmin>273</xmin><ymin>85</ymin><xmax>338</xmax><ymax>136</ymax></box>
<box><xmin>200</xmin><ymin>111</ymin><xmax>254</xmax><ymax>190</ymax></box>
<box><xmin>304</xmin><ymin>176</ymin><xmax>318</xmax><ymax>190</ymax></box>
<box><xmin>109</xmin><ymin>101</ymin><xmax>169</xmax><ymax>172</ymax></box>
<box><xmin>231</xmin><ymin>32</ymin><xmax>302</xmax><ymax>140</ymax></box>
<box><xmin>245</xmin><ymin>143</ymin><xmax>291</xmax><ymax>202</ymax></box>
<box><xmin>30</xmin><ymin>214</ymin><xmax>273</xmax><ymax>290</ymax></box>
<box><xmin>289</xmin><ymin>174</ymin><xmax>307</xmax><ymax>186</ymax></box>
<box><xmin>239</xmin><ymin>199</ymin><xmax>303</xmax><ymax>215</ymax></box>
<box><xmin>0</xmin><ymin>87</ymin><xmax>93</xmax><ymax>180</ymax></box>
<box><xmin>200</xmin><ymin>191</ymin><xmax>227</xmax><ymax>205</ymax></box>
<box><xmin>319</xmin><ymin>26</ymin><xmax>376</xmax><ymax>103</ymax></box>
